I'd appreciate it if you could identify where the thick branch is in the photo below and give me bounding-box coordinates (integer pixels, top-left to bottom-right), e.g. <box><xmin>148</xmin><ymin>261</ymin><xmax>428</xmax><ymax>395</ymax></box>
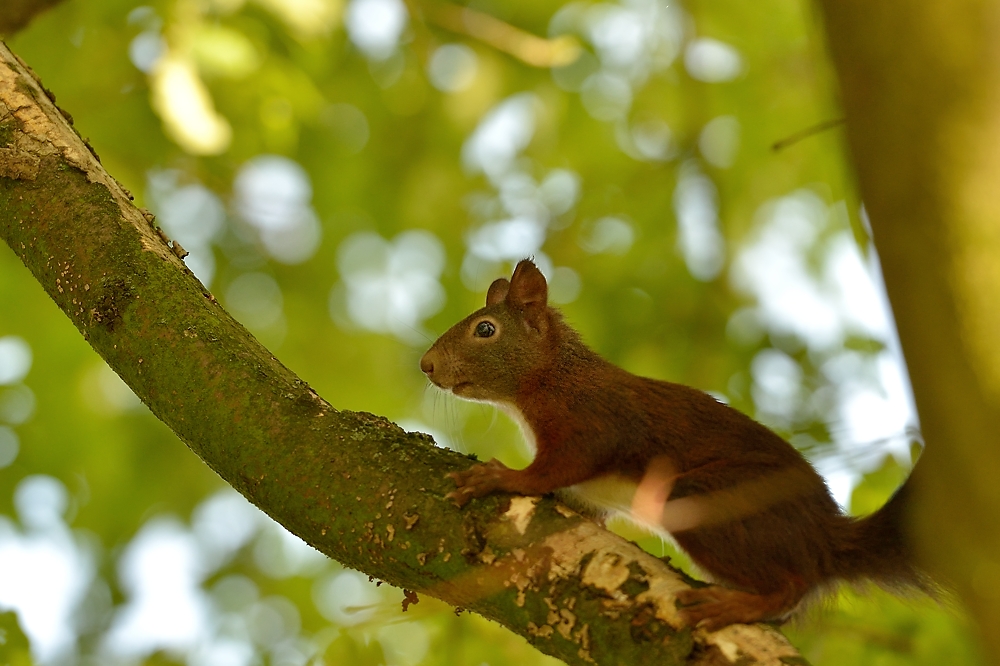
<box><xmin>0</xmin><ymin>43</ymin><xmax>800</xmax><ymax>665</ymax></box>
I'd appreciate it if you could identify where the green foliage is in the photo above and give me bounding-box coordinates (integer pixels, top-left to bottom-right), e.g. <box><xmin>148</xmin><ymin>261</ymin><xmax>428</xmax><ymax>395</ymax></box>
<box><xmin>785</xmin><ymin>591</ymin><xmax>982</xmax><ymax>666</ymax></box>
<box><xmin>0</xmin><ymin>0</ymin><xmax>982</xmax><ymax>663</ymax></box>
<box><xmin>0</xmin><ymin>611</ymin><xmax>33</xmax><ymax>666</ymax></box>
<box><xmin>851</xmin><ymin>455</ymin><xmax>909</xmax><ymax>517</ymax></box>
<box><xmin>322</xmin><ymin>632</ymin><xmax>386</xmax><ymax>665</ymax></box>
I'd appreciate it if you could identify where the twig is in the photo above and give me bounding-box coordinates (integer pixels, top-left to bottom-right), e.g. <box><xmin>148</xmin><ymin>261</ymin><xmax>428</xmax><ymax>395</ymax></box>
<box><xmin>425</xmin><ymin>2</ymin><xmax>581</xmax><ymax>68</ymax></box>
<box><xmin>772</xmin><ymin>118</ymin><xmax>845</xmax><ymax>152</ymax></box>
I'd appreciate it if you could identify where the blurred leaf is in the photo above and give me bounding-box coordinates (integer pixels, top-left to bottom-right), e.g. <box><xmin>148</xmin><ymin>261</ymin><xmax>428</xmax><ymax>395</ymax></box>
<box><xmin>321</xmin><ymin>630</ymin><xmax>386</xmax><ymax>666</ymax></box>
<box><xmin>0</xmin><ymin>611</ymin><xmax>32</xmax><ymax>666</ymax></box>
<box><xmin>852</xmin><ymin>455</ymin><xmax>909</xmax><ymax>516</ymax></box>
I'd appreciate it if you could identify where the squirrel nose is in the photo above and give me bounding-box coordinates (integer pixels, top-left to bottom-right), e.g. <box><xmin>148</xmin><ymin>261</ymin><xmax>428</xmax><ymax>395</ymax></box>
<box><xmin>419</xmin><ymin>350</ymin><xmax>436</xmax><ymax>376</ymax></box>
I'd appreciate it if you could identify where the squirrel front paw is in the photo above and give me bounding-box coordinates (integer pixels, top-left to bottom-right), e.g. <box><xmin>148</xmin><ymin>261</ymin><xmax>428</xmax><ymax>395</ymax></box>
<box><xmin>445</xmin><ymin>459</ymin><xmax>511</xmax><ymax>507</ymax></box>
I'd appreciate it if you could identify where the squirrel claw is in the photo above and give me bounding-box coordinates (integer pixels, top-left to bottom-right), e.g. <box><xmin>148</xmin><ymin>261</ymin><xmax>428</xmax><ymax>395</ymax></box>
<box><xmin>444</xmin><ymin>485</ymin><xmax>474</xmax><ymax>508</ymax></box>
<box><xmin>447</xmin><ymin>460</ymin><xmax>512</xmax><ymax>506</ymax></box>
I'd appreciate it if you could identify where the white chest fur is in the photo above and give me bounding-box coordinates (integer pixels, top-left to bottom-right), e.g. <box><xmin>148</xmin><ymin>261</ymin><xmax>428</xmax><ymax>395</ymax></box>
<box><xmin>496</xmin><ymin>402</ymin><xmax>538</xmax><ymax>456</ymax></box>
<box><xmin>565</xmin><ymin>475</ymin><xmax>639</xmax><ymax>515</ymax></box>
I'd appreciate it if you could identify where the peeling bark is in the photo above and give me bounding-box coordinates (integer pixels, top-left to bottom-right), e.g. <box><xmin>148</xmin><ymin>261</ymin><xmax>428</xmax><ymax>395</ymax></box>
<box><xmin>0</xmin><ymin>43</ymin><xmax>801</xmax><ymax>666</ymax></box>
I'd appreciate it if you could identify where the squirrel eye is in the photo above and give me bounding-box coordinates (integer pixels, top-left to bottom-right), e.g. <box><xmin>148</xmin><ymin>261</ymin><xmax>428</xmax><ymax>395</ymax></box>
<box><xmin>474</xmin><ymin>321</ymin><xmax>496</xmax><ymax>338</ymax></box>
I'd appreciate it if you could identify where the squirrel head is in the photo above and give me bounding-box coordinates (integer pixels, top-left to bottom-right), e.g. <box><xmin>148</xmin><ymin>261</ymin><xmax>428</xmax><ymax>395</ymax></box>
<box><xmin>420</xmin><ymin>259</ymin><xmax>553</xmax><ymax>403</ymax></box>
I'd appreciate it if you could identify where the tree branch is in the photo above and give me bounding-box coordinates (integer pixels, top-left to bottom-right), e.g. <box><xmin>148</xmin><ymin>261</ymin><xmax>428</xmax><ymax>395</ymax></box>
<box><xmin>420</xmin><ymin>1</ymin><xmax>581</xmax><ymax>68</ymax></box>
<box><xmin>0</xmin><ymin>0</ymin><xmax>66</xmax><ymax>37</ymax></box>
<box><xmin>820</xmin><ymin>1</ymin><xmax>1000</xmax><ymax>659</ymax></box>
<box><xmin>0</xmin><ymin>43</ymin><xmax>800</xmax><ymax>666</ymax></box>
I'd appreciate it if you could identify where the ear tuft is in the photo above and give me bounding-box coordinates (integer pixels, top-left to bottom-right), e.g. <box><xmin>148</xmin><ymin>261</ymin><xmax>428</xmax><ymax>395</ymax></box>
<box><xmin>486</xmin><ymin>278</ymin><xmax>510</xmax><ymax>306</ymax></box>
<box><xmin>507</xmin><ymin>259</ymin><xmax>548</xmax><ymax>310</ymax></box>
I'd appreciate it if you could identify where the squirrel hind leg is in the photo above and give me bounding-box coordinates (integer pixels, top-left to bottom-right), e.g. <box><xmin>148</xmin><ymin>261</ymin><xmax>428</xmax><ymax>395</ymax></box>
<box><xmin>676</xmin><ymin>578</ymin><xmax>808</xmax><ymax>631</ymax></box>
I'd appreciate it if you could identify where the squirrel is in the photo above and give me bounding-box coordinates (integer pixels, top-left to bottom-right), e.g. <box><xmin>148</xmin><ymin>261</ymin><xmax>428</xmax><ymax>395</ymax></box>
<box><xmin>420</xmin><ymin>259</ymin><xmax>930</xmax><ymax>631</ymax></box>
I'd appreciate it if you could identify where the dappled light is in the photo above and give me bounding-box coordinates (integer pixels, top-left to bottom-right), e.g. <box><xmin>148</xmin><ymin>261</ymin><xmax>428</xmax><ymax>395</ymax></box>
<box><xmin>427</xmin><ymin>44</ymin><xmax>479</xmax><ymax>93</ymax></box>
<box><xmin>0</xmin><ymin>477</ymin><xmax>92</xmax><ymax>664</ymax></box>
<box><xmin>345</xmin><ymin>0</ymin><xmax>408</xmax><ymax>62</ymax></box>
<box><xmin>152</xmin><ymin>54</ymin><xmax>234</xmax><ymax>155</ymax></box>
<box><xmin>0</xmin><ymin>427</ymin><xmax>17</xmax><ymax>469</ymax></box>
<box><xmin>226</xmin><ymin>272</ymin><xmax>284</xmax><ymax>325</ymax></box>
<box><xmin>79</xmin><ymin>362</ymin><xmax>144</xmax><ymax>416</ymax></box>
<box><xmin>147</xmin><ymin>169</ymin><xmax>226</xmax><ymax>286</ymax></box>
<box><xmin>729</xmin><ymin>190</ymin><xmax>916</xmax><ymax>505</ymax></box>
<box><xmin>462</xmin><ymin>93</ymin><xmax>538</xmax><ymax>181</ymax></box>
<box><xmin>684</xmin><ymin>38</ymin><xmax>743</xmax><ymax>83</ymax></box>
<box><xmin>579</xmin><ymin>216</ymin><xmax>634</xmax><ymax>255</ymax></box>
<box><xmin>673</xmin><ymin>160</ymin><xmax>725</xmax><ymax>281</ymax></box>
<box><xmin>234</xmin><ymin>155</ymin><xmax>323</xmax><ymax>265</ymax></box>
<box><xmin>0</xmin><ymin>384</ymin><xmax>34</xmax><ymax>426</ymax></box>
<box><xmin>0</xmin><ymin>337</ymin><xmax>31</xmax><ymax>470</ymax></box>
<box><xmin>698</xmin><ymin>115</ymin><xmax>740</xmax><ymax>169</ymax></box>
<box><xmin>313</xmin><ymin>571</ymin><xmax>381</xmax><ymax>626</ymax></box>
<box><xmin>0</xmin><ymin>336</ymin><xmax>31</xmax><ymax>386</ymax></box>
<box><xmin>103</xmin><ymin>517</ymin><xmax>213</xmax><ymax>659</ymax></box>
<box><xmin>332</xmin><ymin>230</ymin><xmax>445</xmax><ymax>343</ymax></box>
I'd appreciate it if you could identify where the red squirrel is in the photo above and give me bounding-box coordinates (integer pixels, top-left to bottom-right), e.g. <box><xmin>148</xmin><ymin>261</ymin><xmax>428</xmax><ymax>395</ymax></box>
<box><xmin>420</xmin><ymin>259</ymin><xmax>928</xmax><ymax>631</ymax></box>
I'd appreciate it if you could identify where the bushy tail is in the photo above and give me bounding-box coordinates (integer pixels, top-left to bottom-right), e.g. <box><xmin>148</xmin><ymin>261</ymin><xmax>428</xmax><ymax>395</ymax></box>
<box><xmin>836</xmin><ymin>477</ymin><xmax>935</xmax><ymax>593</ymax></box>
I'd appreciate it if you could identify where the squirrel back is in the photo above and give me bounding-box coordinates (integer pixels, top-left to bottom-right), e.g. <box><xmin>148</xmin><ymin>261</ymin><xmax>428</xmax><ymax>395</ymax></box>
<box><xmin>421</xmin><ymin>259</ymin><xmax>929</xmax><ymax>629</ymax></box>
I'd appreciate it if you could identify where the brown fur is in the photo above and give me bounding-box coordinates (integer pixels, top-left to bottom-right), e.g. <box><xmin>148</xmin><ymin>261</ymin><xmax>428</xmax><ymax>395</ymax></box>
<box><xmin>420</xmin><ymin>259</ymin><xmax>927</xmax><ymax>630</ymax></box>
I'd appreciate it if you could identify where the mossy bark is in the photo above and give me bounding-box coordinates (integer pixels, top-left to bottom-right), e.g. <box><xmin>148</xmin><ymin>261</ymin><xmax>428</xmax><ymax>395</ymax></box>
<box><xmin>0</xmin><ymin>43</ymin><xmax>800</xmax><ymax>666</ymax></box>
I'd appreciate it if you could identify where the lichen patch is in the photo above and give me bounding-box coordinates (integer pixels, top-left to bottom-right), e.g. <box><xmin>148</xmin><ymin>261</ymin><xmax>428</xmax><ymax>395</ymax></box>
<box><xmin>554</xmin><ymin>608</ymin><xmax>576</xmax><ymax>639</ymax></box>
<box><xmin>541</xmin><ymin>521</ymin><xmax>690</xmax><ymax>626</ymax></box>
<box><xmin>704</xmin><ymin>623</ymin><xmax>801</xmax><ymax>665</ymax></box>
<box><xmin>504</xmin><ymin>496</ymin><xmax>537</xmax><ymax>535</ymax></box>
<box><xmin>526</xmin><ymin>622</ymin><xmax>554</xmax><ymax>638</ymax></box>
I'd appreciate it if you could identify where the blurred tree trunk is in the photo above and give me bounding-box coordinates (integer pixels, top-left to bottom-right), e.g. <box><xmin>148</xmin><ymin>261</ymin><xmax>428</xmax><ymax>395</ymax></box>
<box><xmin>0</xmin><ymin>43</ymin><xmax>801</xmax><ymax>666</ymax></box>
<box><xmin>821</xmin><ymin>1</ymin><xmax>1000</xmax><ymax>660</ymax></box>
<box><xmin>0</xmin><ymin>0</ymin><xmax>65</xmax><ymax>37</ymax></box>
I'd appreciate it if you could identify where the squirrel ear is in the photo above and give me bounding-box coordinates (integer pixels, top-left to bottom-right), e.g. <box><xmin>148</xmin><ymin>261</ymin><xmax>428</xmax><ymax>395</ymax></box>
<box><xmin>507</xmin><ymin>259</ymin><xmax>548</xmax><ymax>311</ymax></box>
<box><xmin>486</xmin><ymin>278</ymin><xmax>510</xmax><ymax>305</ymax></box>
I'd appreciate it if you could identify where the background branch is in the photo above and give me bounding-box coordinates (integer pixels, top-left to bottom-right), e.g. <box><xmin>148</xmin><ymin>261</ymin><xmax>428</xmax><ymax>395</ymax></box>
<box><xmin>0</xmin><ymin>0</ymin><xmax>66</xmax><ymax>37</ymax></box>
<box><xmin>821</xmin><ymin>0</ymin><xmax>1000</xmax><ymax>660</ymax></box>
<box><xmin>423</xmin><ymin>1</ymin><xmax>581</xmax><ymax>68</ymax></box>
